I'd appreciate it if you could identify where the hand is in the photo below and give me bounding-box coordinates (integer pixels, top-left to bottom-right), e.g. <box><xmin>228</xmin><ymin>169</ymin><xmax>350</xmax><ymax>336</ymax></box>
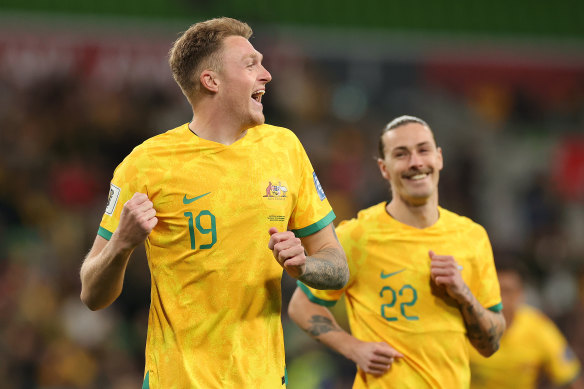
<box><xmin>268</xmin><ymin>227</ymin><xmax>306</xmax><ymax>278</ymax></box>
<box><xmin>429</xmin><ymin>250</ymin><xmax>466</xmax><ymax>302</ymax></box>
<box><xmin>114</xmin><ymin>192</ymin><xmax>158</xmax><ymax>249</ymax></box>
<box><xmin>350</xmin><ymin>340</ymin><xmax>403</xmax><ymax>377</ymax></box>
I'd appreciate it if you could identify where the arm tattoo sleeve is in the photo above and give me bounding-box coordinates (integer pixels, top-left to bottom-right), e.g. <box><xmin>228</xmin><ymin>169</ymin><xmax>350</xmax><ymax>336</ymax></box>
<box><xmin>460</xmin><ymin>284</ymin><xmax>505</xmax><ymax>355</ymax></box>
<box><xmin>298</xmin><ymin>247</ymin><xmax>349</xmax><ymax>290</ymax></box>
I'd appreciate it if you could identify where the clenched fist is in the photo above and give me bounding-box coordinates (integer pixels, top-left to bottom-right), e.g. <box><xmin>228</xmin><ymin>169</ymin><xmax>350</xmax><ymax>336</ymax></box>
<box><xmin>268</xmin><ymin>227</ymin><xmax>306</xmax><ymax>278</ymax></box>
<box><xmin>429</xmin><ymin>250</ymin><xmax>466</xmax><ymax>303</ymax></box>
<box><xmin>114</xmin><ymin>192</ymin><xmax>158</xmax><ymax>249</ymax></box>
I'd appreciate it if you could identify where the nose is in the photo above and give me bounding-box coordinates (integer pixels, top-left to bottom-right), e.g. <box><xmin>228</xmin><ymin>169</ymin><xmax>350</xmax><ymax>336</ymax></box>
<box><xmin>409</xmin><ymin>151</ymin><xmax>423</xmax><ymax>168</ymax></box>
<box><xmin>260</xmin><ymin>64</ymin><xmax>272</xmax><ymax>83</ymax></box>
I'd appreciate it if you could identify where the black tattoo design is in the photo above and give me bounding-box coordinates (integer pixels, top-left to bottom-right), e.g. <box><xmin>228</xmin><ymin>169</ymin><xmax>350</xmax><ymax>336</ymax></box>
<box><xmin>298</xmin><ymin>247</ymin><xmax>349</xmax><ymax>290</ymax></box>
<box><xmin>460</xmin><ymin>284</ymin><xmax>505</xmax><ymax>355</ymax></box>
<box><xmin>305</xmin><ymin>315</ymin><xmax>341</xmax><ymax>337</ymax></box>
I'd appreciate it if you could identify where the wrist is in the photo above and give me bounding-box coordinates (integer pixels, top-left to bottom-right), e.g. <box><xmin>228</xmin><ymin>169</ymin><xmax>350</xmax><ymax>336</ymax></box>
<box><xmin>109</xmin><ymin>233</ymin><xmax>138</xmax><ymax>255</ymax></box>
<box><xmin>337</xmin><ymin>334</ymin><xmax>362</xmax><ymax>361</ymax></box>
<box><xmin>452</xmin><ymin>284</ymin><xmax>473</xmax><ymax>307</ymax></box>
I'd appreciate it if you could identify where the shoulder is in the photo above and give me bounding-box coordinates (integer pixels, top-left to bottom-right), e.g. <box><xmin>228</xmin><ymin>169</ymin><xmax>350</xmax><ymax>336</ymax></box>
<box><xmin>515</xmin><ymin>305</ymin><xmax>570</xmax><ymax>347</ymax></box>
<box><xmin>337</xmin><ymin>202</ymin><xmax>386</xmax><ymax>237</ymax></box>
<box><xmin>115</xmin><ymin>124</ymin><xmax>187</xmax><ymax>170</ymax></box>
<box><xmin>139</xmin><ymin>124</ymin><xmax>187</xmax><ymax>150</ymax></box>
<box><xmin>517</xmin><ymin>305</ymin><xmax>556</xmax><ymax>328</ymax></box>
<box><xmin>439</xmin><ymin>207</ymin><xmax>488</xmax><ymax>236</ymax></box>
<box><xmin>257</xmin><ymin>123</ymin><xmax>297</xmax><ymax>136</ymax></box>
<box><xmin>254</xmin><ymin>123</ymin><xmax>302</xmax><ymax>146</ymax></box>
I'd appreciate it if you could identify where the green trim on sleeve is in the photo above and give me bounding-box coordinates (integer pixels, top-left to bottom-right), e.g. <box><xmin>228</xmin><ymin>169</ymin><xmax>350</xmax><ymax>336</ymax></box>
<box><xmin>142</xmin><ymin>371</ymin><xmax>149</xmax><ymax>389</ymax></box>
<box><xmin>488</xmin><ymin>302</ymin><xmax>503</xmax><ymax>313</ymax></box>
<box><xmin>97</xmin><ymin>226</ymin><xmax>113</xmax><ymax>241</ymax></box>
<box><xmin>292</xmin><ymin>210</ymin><xmax>336</xmax><ymax>238</ymax></box>
<box><xmin>297</xmin><ymin>281</ymin><xmax>337</xmax><ymax>307</ymax></box>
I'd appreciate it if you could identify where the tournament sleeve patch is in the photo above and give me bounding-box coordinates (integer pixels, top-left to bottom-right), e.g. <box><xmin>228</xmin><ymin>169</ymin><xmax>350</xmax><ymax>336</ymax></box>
<box><xmin>105</xmin><ymin>183</ymin><xmax>121</xmax><ymax>216</ymax></box>
<box><xmin>312</xmin><ymin>171</ymin><xmax>326</xmax><ymax>201</ymax></box>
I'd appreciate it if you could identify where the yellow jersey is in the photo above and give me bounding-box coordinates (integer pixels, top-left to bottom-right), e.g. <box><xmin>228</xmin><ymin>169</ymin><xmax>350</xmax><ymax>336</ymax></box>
<box><xmin>470</xmin><ymin>304</ymin><xmax>581</xmax><ymax>389</ymax></box>
<box><xmin>299</xmin><ymin>202</ymin><xmax>502</xmax><ymax>388</ymax></box>
<box><xmin>99</xmin><ymin>123</ymin><xmax>335</xmax><ymax>389</ymax></box>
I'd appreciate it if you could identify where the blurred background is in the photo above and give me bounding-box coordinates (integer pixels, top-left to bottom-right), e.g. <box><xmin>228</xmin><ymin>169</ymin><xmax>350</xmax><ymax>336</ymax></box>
<box><xmin>1</xmin><ymin>1</ymin><xmax>583</xmax><ymax>388</ymax></box>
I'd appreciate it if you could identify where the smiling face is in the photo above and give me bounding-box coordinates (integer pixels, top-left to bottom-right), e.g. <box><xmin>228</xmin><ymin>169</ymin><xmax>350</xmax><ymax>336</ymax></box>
<box><xmin>214</xmin><ymin>35</ymin><xmax>272</xmax><ymax>130</ymax></box>
<box><xmin>377</xmin><ymin>122</ymin><xmax>443</xmax><ymax>207</ymax></box>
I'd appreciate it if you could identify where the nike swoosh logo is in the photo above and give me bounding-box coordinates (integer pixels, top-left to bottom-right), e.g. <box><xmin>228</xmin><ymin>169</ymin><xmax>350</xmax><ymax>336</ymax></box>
<box><xmin>183</xmin><ymin>192</ymin><xmax>211</xmax><ymax>204</ymax></box>
<box><xmin>380</xmin><ymin>268</ymin><xmax>406</xmax><ymax>279</ymax></box>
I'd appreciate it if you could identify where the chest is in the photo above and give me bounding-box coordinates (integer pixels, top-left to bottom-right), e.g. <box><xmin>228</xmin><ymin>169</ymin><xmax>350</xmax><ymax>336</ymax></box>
<box><xmin>141</xmin><ymin>146</ymin><xmax>300</xmax><ymax>253</ymax></box>
<box><xmin>357</xmin><ymin>231</ymin><xmax>476</xmax><ymax>287</ymax></box>
<box><xmin>347</xmin><ymin>231</ymin><xmax>477</xmax><ymax>327</ymax></box>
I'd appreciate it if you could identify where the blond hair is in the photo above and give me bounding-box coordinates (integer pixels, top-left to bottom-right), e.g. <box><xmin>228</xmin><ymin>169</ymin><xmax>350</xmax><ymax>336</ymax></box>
<box><xmin>169</xmin><ymin>17</ymin><xmax>253</xmax><ymax>102</ymax></box>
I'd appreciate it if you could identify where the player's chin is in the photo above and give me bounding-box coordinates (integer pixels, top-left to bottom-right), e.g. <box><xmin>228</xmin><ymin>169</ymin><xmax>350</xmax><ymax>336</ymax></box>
<box><xmin>251</xmin><ymin>109</ymin><xmax>265</xmax><ymax>124</ymax></box>
<box><xmin>254</xmin><ymin>115</ymin><xmax>265</xmax><ymax>126</ymax></box>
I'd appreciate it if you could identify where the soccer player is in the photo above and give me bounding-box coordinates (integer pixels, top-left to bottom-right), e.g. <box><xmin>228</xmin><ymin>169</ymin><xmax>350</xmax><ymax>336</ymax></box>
<box><xmin>469</xmin><ymin>262</ymin><xmax>583</xmax><ymax>389</ymax></box>
<box><xmin>79</xmin><ymin>17</ymin><xmax>349</xmax><ymax>389</ymax></box>
<box><xmin>288</xmin><ymin>115</ymin><xmax>506</xmax><ymax>388</ymax></box>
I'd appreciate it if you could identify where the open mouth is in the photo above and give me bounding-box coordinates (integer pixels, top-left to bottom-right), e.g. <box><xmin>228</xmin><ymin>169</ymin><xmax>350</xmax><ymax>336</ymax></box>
<box><xmin>403</xmin><ymin>170</ymin><xmax>431</xmax><ymax>181</ymax></box>
<box><xmin>409</xmin><ymin>173</ymin><xmax>429</xmax><ymax>180</ymax></box>
<box><xmin>251</xmin><ymin>90</ymin><xmax>265</xmax><ymax>103</ymax></box>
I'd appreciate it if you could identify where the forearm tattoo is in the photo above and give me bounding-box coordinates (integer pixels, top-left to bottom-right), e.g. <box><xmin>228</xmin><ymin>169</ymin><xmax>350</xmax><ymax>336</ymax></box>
<box><xmin>298</xmin><ymin>247</ymin><xmax>349</xmax><ymax>290</ymax></box>
<box><xmin>305</xmin><ymin>315</ymin><xmax>341</xmax><ymax>337</ymax></box>
<box><xmin>460</xmin><ymin>284</ymin><xmax>505</xmax><ymax>355</ymax></box>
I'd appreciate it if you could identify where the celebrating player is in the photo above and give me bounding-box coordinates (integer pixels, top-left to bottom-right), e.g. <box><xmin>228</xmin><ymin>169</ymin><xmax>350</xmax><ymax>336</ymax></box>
<box><xmin>288</xmin><ymin>115</ymin><xmax>506</xmax><ymax>388</ymax></box>
<box><xmin>79</xmin><ymin>17</ymin><xmax>348</xmax><ymax>388</ymax></box>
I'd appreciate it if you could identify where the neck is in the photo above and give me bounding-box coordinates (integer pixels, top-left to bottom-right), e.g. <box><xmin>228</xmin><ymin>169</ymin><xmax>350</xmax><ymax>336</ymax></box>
<box><xmin>386</xmin><ymin>197</ymin><xmax>439</xmax><ymax>229</ymax></box>
<box><xmin>189</xmin><ymin>103</ymin><xmax>251</xmax><ymax>145</ymax></box>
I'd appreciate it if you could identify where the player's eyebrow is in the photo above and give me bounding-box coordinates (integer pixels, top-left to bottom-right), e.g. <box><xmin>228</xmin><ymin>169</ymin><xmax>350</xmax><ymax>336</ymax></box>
<box><xmin>244</xmin><ymin>52</ymin><xmax>263</xmax><ymax>62</ymax></box>
<box><xmin>391</xmin><ymin>141</ymin><xmax>432</xmax><ymax>152</ymax></box>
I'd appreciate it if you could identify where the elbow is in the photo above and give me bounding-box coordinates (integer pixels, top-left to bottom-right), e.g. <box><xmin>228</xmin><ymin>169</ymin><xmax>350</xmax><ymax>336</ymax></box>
<box><xmin>478</xmin><ymin>342</ymin><xmax>500</xmax><ymax>358</ymax></box>
<box><xmin>319</xmin><ymin>267</ymin><xmax>349</xmax><ymax>291</ymax></box>
<box><xmin>80</xmin><ymin>288</ymin><xmax>110</xmax><ymax>311</ymax></box>
<box><xmin>329</xmin><ymin>277</ymin><xmax>348</xmax><ymax>290</ymax></box>
<box><xmin>331</xmin><ymin>263</ymin><xmax>350</xmax><ymax>290</ymax></box>
<box><xmin>80</xmin><ymin>291</ymin><xmax>100</xmax><ymax>311</ymax></box>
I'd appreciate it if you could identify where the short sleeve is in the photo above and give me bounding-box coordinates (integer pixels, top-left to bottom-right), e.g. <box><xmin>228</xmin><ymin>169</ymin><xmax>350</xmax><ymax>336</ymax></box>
<box><xmin>471</xmin><ymin>226</ymin><xmax>503</xmax><ymax>312</ymax></box>
<box><xmin>98</xmin><ymin>153</ymin><xmax>147</xmax><ymax>240</ymax></box>
<box><xmin>287</xmin><ymin>136</ymin><xmax>335</xmax><ymax>237</ymax></box>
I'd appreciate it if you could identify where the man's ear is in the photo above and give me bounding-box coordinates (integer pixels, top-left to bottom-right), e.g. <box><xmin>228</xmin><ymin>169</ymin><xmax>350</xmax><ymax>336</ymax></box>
<box><xmin>200</xmin><ymin>70</ymin><xmax>219</xmax><ymax>93</ymax></box>
<box><xmin>377</xmin><ymin>158</ymin><xmax>390</xmax><ymax>180</ymax></box>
